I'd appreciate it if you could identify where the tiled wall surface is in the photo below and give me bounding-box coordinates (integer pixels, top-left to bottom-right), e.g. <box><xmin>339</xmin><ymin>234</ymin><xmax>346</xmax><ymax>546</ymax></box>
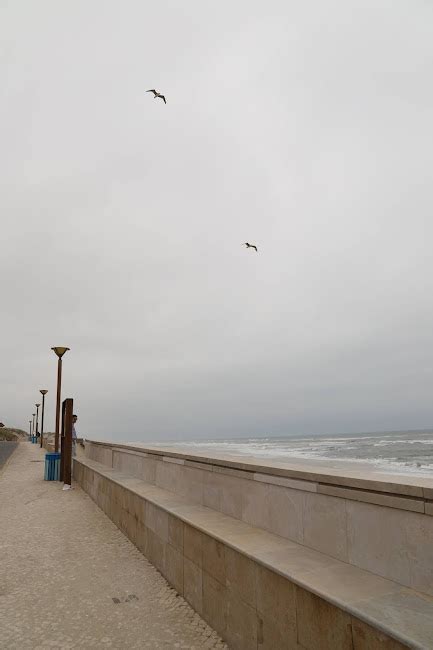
<box><xmin>86</xmin><ymin>443</ymin><xmax>433</xmax><ymax>597</ymax></box>
<box><xmin>74</xmin><ymin>461</ymin><xmax>409</xmax><ymax>650</ymax></box>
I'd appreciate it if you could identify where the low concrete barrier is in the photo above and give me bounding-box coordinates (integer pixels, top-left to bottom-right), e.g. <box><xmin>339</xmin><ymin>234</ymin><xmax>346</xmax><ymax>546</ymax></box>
<box><xmin>74</xmin><ymin>444</ymin><xmax>433</xmax><ymax>649</ymax></box>
<box><xmin>84</xmin><ymin>440</ymin><xmax>433</xmax><ymax>598</ymax></box>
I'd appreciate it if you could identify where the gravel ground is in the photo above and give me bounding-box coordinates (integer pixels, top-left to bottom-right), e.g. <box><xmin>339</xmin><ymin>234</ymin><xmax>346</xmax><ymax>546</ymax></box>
<box><xmin>0</xmin><ymin>442</ymin><xmax>227</xmax><ymax>649</ymax></box>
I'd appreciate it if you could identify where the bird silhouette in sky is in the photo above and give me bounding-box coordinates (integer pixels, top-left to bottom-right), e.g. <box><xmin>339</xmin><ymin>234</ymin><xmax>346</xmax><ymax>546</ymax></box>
<box><xmin>244</xmin><ymin>242</ymin><xmax>258</xmax><ymax>252</ymax></box>
<box><xmin>146</xmin><ymin>89</ymin><xmax>166</xmax><ymax>104</ymax></box>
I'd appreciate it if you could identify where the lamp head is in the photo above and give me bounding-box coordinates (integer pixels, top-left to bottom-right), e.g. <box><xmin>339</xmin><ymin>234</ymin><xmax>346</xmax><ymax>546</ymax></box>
<box><xmin>51</xmin><ymin>346</ymin><xmax>70</xmax><ymax>359</ymax></box>
<box><xmin>32</xmin><ymin>413</ymin><xmax>35</xmax><ymax>416</ymax></box>
<box><xmin>40</xmin><ymin>389</ymin><xmax>48</xmax><ymax>395</ymax></box>
<box><xmin>35</xmin><ymin>403</ymin><xmax>41</xmax><ymax>408</ymax></box>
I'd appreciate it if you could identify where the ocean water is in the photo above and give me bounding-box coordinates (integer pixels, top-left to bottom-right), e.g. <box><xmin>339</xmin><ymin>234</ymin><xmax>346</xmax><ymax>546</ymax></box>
<box><xmin>163</xmin><ymin>430</ymin><xmax>433</xmax><ymax>476</ymax></box>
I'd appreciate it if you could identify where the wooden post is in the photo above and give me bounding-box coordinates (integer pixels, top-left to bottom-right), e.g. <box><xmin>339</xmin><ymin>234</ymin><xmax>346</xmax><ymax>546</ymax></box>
<box><xmin>60</xmin><ymin>398</ymin><xmax>73</xmax><ymax>486</ymax></box>
<box><xmin>60</xmin><ymin>400</ymin><xmax>65</xmax><ymax>481</ymax></box>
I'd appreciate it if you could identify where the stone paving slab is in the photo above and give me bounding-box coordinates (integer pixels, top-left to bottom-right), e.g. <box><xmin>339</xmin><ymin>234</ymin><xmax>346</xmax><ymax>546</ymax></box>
<box><xmin>0</xmin><ymin>442</ymin><xmax>227</xmax><ymax>649</ymax></box>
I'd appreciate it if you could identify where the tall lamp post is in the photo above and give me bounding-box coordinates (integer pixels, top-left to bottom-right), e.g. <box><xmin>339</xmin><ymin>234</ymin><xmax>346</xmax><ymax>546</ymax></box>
<box><xmin>29</xmin><ymin>420</ymin><xmax>32</xmax><ymax>441</ymax></box>
<box><xmin>39</xmin><ymin>390</ymin><xmax>48</xmax><ymax>448</ymax></box>
<box><xmin>51</xmin><ymin>347</ymin><xmax>69</xmax><ymax>453</ymax></box>
<box><xmin>32</xmin><ymin>413</ymin><xmax>36</xmax><ymax>438</ymax></box>
<box><xmin>35</xmin><ymin>403</ymin><xmax>41</xmax><ymax>438</ymax></box>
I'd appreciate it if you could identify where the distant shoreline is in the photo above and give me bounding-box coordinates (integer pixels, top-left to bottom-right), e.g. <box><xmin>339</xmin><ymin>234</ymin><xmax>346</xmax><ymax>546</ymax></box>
<box><xmin>123</xmin><ymin>429</ymin><xmax>433</xmax><ymax>479</ymax></box>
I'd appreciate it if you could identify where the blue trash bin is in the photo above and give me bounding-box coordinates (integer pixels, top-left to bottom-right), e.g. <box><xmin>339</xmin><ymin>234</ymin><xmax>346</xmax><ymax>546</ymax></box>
<box><xmin>44</xmin><ymin>452</ymin><xmax>61</xmax><ymax>481</ymax></box>
<box><xmin>31</xmin><ymin>436</ymin><xmax>35</xmax><ymax>443</ymax></box>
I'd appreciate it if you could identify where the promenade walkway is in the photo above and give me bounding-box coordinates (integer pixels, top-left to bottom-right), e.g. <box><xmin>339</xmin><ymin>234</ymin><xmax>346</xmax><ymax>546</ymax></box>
<box><xmin>0</xmin><ymin>443</ymin><xmax>227</xmax><ymax>649</ymax></box>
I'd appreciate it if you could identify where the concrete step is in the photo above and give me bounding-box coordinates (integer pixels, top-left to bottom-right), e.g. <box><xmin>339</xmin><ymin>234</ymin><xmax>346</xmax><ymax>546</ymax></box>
<box><xmin>75</xmin><ymin>456</ymin><xmax>433</xmax><ymax>650</ymax></box>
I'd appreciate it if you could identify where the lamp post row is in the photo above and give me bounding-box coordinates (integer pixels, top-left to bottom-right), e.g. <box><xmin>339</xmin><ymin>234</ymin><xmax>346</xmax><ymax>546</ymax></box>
<box><xmin>28</xmin><ymin>347</ymin><xmax>69</xmax><ymax>451</ymax></box>
<box><xmin>35</xmin><ymin>403</ymin><xmax>40</xmax><ymax>438</ymax></box>
<box><xmin>40</xmin><ymin>389</ymin><xmax>48</xmax><ymax>448</ymax></box>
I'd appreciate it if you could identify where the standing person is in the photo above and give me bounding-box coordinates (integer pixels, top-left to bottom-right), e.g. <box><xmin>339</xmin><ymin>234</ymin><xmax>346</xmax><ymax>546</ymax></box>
<box><xmin>72</xmin><ymin>414</ymin><xmax>78</xmax><ymax>458</ymax></box>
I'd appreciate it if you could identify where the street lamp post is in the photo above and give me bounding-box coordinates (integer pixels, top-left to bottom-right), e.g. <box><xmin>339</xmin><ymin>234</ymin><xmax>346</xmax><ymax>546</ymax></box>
<box><xmin>51</xmin><ymin>347</ymin><xmax>69</xmax><ymax>453</ymax></box>
<box><xmin>40</xmin><ymin>390</ymin><xmax>48</xmax><ymax>448</ymax></box>
<box><xmin>29</xmin><ymin>420</ymin><xmax>32</xmax><ymax>441</ymax></box>
<box><xmin>32</xmin><ymin>413</ymin><xmax>36</xmax><ymax>438</ymax></box>
<box><xmin>35</xmin><ymin>403</ymin><xmax>41</xmax><ymax>439</ymax></box>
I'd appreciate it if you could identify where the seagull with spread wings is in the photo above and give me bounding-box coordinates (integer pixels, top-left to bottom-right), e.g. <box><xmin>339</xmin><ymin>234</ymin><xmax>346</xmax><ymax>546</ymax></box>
<box><xmin>146</xmin><ymin>89</ymin><xmax>166</xmax><ymax>104</ymax></box>
<box><xmin>244</xmin><ymin>242</ymin><xmax>258</xmax><ymax>252</ymax></box>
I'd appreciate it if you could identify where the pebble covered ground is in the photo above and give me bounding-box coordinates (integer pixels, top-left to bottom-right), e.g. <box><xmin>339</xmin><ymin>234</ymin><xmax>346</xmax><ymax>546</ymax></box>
<box><xmin>0</xmin><ymin>443</ymin><xmax>227</xmax><ymax>649</ymax></box>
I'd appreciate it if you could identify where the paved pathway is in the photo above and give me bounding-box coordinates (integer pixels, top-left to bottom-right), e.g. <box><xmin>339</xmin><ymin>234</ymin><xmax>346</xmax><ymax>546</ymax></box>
<box><xmin>0</xmin><ymin>443</ymin><xmax>227</xmax><ymax>649</ymax></box>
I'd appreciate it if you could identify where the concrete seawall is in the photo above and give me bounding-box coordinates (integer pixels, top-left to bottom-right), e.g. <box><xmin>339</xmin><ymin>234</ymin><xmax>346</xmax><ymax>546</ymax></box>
<box><xmin>74</xmin><ymin>439</ymin><xmax>433</xmax><ymax>649</ymax></box>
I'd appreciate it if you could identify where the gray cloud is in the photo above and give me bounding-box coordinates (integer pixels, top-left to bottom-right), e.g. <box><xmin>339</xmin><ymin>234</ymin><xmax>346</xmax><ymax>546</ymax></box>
<box><xmin>1</xmin><ymin>1</ymin><xmax>433</xmax><ymax>441</ymax></box>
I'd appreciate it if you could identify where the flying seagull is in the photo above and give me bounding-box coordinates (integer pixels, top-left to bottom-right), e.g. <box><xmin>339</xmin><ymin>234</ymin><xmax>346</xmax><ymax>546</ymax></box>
<box><xmin>146</xmin><ymin>89</ymin><xmax>166</xmax><ymax>104</ymax></box>
<box><xmin>244</xmin><ymin>242</ymin><xmax>258</xmax><ymax>252</ymax></box>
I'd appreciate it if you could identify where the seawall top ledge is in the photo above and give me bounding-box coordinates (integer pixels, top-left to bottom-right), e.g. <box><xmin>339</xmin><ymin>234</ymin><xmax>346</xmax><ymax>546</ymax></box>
<box><xmin>85</xmin><ymin>439</ymin><xmax>433</xmax><ymax>499</ymax></box>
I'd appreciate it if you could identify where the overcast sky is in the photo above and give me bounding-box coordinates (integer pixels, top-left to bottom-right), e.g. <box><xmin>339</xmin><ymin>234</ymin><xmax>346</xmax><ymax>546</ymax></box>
<box><xmin>1</xmin><ymin>1</ymin><xmax>433</xmax><ymax>442</ymax></box>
